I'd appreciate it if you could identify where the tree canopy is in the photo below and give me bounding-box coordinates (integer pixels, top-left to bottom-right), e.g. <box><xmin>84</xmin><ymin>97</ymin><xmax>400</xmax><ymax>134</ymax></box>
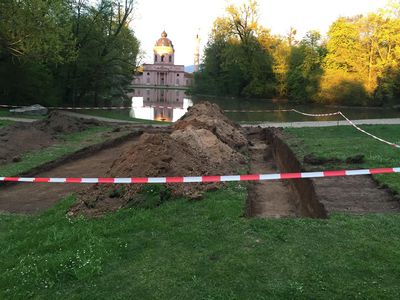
<box><xmin>194</xmin><ymin>0</ymin><xmax>400</xmax><ymax>106</ymax></box>
<box><xmin>0</xmin><ymin>0</ymin><xmax>139</xmax><ymax>107</ymax></box>
<box><xmin>194</xmin><ymin>0</ymin><xmax>275</xmax><ymax>98</ymax></box>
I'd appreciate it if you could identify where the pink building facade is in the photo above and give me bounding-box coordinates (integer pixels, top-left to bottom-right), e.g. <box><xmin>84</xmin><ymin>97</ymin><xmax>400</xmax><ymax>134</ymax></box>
<box><xmin>132</xmin><ymin>31</ymin><xmax>193</xmax><ymax>88</ymax></box>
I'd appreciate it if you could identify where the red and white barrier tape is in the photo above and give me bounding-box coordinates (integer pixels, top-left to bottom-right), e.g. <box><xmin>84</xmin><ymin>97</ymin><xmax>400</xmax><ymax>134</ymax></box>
<box><xmin>291</xmin><ymin>109</ymin><xmax>341</xmax><ymax>117</ymax></box>
<box><xmin>224</xmin><ymin>109</ymin><xmax>293</xmax><ymax>113</ymax></box>
<box><xmin>291</xmin><ymin>109</ymin><xmax>400</xmax><ymax>148</ymax></box>
<box><xmin>338</xmin><ymin>112</ymin><xmax>400</xmax><ymax>148</ymax></box>
<box><xmin>1</xmin><ymin>167</ymin><xmax>399</xmax><ymax>184</ymax></box>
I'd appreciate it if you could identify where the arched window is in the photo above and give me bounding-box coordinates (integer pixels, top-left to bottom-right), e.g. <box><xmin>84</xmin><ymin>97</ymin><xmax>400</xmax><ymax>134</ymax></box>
<box><xmin>161</xmin><ymin>55</ymin><xmax>164</xmax><ymax>62</ymax></box>
<box><xmin>154</xmin><ymin>55</ymin><xmax>158</xmax><ymax>62</ymax></box>
<box><xmin>169</xmin><ymin>55</ymin><xmax>172</xmax><ymax>62</ymax></box>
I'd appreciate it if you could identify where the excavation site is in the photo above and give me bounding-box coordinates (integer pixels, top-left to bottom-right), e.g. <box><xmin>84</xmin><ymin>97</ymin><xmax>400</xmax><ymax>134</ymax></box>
<box><xmin>0</xmin><ymin>102</ymin><xmax>399</xmax><ymax>218</ymax></box>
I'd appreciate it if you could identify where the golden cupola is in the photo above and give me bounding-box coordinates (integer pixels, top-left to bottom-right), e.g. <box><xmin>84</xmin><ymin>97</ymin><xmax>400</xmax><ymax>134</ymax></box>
<box><xmin>153</xmin><ymin>31</ymin><xmax>175</xmax><ymax>64</ymax></box>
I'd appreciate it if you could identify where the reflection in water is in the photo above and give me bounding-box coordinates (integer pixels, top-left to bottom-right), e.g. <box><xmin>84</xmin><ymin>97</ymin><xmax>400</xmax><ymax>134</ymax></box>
<box><xmin>130</xmin><ymin>88</ymin><xmax>193</xmax><ymax>122</ymax></box>
<box><xmin>130</xmin><ymin>88</ymin><xmax>400</xmax><ymax>123</ymax></box>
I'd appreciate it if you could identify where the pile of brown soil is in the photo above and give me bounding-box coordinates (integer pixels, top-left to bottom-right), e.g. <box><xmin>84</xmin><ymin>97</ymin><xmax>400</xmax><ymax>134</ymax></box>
<box><xmin>35</xmin><ymin>111</ymin><xmax>100</xmax><ymax>135</ymax></box>
<box><xmin>0</xmin><ymin>111</ymin><xmax>101</xmax><ymax>165</ymax></box>
<box><xmin>72</xmin><ymin>102</ymin><xmax>248</xmax><ymax>216</ymax></box>
<box><xmin>173</xmin><ymin>102</ymin><xmax>247</xmax><ymax>151</ymax></box>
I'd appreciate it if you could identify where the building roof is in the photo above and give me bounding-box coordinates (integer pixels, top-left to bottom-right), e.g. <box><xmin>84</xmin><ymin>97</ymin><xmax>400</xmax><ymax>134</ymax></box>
<box><xmin>155</xmin><ymin>31</ymin><xmax>174</xmax><ymax>48</ymax></box>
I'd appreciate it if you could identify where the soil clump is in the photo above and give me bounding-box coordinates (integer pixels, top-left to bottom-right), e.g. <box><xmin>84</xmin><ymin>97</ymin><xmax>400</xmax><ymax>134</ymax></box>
<box><xmin>72</xmin><ymin>102</ymin><xmax>248</xmax><ymax>216</ymax></box>
<box><xmin>0</xmin><ymin>111</ymin><xmax>101</xmax><ymax>165</ymax></box>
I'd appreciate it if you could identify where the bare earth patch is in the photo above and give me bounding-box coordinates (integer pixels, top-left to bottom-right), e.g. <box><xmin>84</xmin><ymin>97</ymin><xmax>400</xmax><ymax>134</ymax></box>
<box><xmin>246</xmin><ymin>128</ymin><xmax>297</xmax><ymax>218</ymax></box>
<box><xmin>0</xmin><ymin>111</ymin><xmax>101</xmax><ymax>165</ymax></box>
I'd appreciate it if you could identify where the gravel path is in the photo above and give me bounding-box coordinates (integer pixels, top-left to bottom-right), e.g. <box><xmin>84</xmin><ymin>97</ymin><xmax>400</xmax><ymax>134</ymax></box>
<box><xmin>0</xmin><ymin>116</ymin><xmax>37</xmax><ymax>122</ymax></box>
<box><xmin>3</xmin><ymin>113</ymin><xmax>400</xmax><ymax>128</ymax></box>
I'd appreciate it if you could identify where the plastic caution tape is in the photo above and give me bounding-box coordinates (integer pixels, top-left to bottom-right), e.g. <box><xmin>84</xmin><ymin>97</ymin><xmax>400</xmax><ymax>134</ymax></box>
<box><xmin>1</xmin><ymin>167</ymin><xmax>399</xmax><ymax>184</ymax></box>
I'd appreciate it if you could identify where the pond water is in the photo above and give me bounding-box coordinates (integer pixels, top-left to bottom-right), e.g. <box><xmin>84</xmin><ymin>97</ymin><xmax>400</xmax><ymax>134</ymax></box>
<box><xmin>130</xmin><ymin>88</ymin><xmax>400</xmax><ymax>123</ymax></box>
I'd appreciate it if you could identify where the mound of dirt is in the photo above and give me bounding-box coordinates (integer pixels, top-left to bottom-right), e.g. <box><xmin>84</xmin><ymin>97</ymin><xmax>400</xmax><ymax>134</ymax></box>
<box><xmin>71</xmin><ymin>102</ymin><xmax>248</xmax><ymax>216</ymax></box>
<box><xmin>0</xmin><ymin>111</ymin><xmax>101</xmax><ymax>165</ymax></box>
<box><xmin>174</xmin><ymin>102</ymin><xmax>247</xmax><ymax>151</ymax></box>
<box><xmin>35</xmin><ymin>111</ymin><xmax>100</xmax><ymax>135</ymax></box>
<box><xmin>0</xmin><ymin>123</ymin><xmax>54</xmax><ymax>165</ymax></box>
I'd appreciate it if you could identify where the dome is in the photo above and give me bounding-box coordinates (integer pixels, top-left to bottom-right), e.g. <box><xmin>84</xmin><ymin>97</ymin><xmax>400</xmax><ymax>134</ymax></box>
<box><xmin>155</xmin><ymin>31</ymin><xmax>174</xmax><ymax>48</ymax></box>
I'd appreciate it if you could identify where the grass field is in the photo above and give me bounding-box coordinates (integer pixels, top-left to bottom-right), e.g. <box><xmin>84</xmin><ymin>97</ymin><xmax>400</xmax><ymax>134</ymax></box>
<box><xmin>285</xmin><ymin>124</ymin><xmax>400</xmax><ymax>194</ymax></box>
<box><xmin>0</xmin><ymin>126</ymin><xmax>114</xmax><ymax>177</ymax></box>
<box><xmin>2</xmin><ymin>185</ymin><xmax>400</xmax><ymax>299</ymax></box>
<box><xmin>1</xmin><ymin>125</ymin><xmax>400</xmax><ymax>298</ymax></box>
<box><xmin>0</xmin><ymin>120</ymin><xmax>14</xmax><ymax>127</ymax></box>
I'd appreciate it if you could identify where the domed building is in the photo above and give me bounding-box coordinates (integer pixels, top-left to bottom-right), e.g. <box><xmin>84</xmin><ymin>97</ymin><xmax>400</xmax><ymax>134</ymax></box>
<box><xmin>132</xmin><ymin>31</ymin><xmax>193</xmax><ymax>88</ymax></box>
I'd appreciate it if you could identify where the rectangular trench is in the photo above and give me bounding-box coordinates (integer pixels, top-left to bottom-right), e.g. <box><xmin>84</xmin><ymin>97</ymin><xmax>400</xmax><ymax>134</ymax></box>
<box><xmin>246</xmin><ymin>128</ymin><xmax>327</xmax><ymax>219</ymax></box>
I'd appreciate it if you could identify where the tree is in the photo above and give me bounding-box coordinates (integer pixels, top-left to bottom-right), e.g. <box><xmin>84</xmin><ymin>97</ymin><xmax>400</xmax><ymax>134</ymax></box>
<box><xmin>320</xmin><ymin>11</ymin><xmax>400</xmax><ymax>105</ymax></box>
<box><xmin>194</xmin><ymin>0</ymin><xmax>275</xmax><ymax>98</ymax></box>
<box><xmin>63</xmin><ymin>0</ymin><xmax>139</xmax><ymax>107</ymax></box>
<box><xmin>286</xmin><ymin>31</ymin><xmax>325</xmax><ymax>102</ymax></box>
<box><xmin>0</xmin><ymin>0</ymin><xmax>139</xmax><ymax>107</ymax></box>
<box><xmin>0</xmin><ymin>0</ymin><xmax>75</xmax><ymax>105</ymax></box>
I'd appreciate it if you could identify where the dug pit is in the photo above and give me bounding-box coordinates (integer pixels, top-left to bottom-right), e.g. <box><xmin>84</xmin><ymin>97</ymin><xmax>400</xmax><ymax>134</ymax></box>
<box><xmin>262</xmin><ymin>128</ymin><xmax>400</xmax><ymax>217</ymax></box>
<box><xmin>245</xmin><ymin>127</ymin><xmax>327</xmax><ymax>219</ymax></box>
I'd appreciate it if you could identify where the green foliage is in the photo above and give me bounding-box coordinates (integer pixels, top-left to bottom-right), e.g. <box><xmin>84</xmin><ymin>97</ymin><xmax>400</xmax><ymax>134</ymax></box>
<box><xmin>0</xmin><ymin>0</ymin><xmax>75</xmax><ymax>64</ymax></box>
<box><xmin>0</xmin><ymin>0</ymin><xmax>139</xmax><ymax>107</ymax></box>
<box><xmin>318</xmin><ymin>69</ymin><xmax>371</xmax><ymax>105</ymax></box>
<box><xmin>193</xmin><ymin>1</ymin><xmax>275</xmax><ymax>98</ymax></box>
<box><xmin>320</xmin><ymin>11</ymin><xmax>400</xmax><ymax>105</ymax></box>
<box><xmin>63</xmin><ymin>0</ymin><xmax>139</xmax><ymax>107</ymax></box>
<box><xmin>376</xmin><ymin>66</ymin><xmax>400</xmax><ymax>104</ymax></box>
<box><xmin>286</xmin><ymin>31</ymin><xmax>325</xmax><ymax>103</ymax></box>
<box><xmin>195</xmin><ymin>0</ymin><xmax>400</xmax><ymax>106</ymax></box>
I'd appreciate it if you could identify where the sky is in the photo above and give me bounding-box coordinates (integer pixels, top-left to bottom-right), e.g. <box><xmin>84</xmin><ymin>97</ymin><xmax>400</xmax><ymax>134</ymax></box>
<box><xmin>132</xmin><ymin>0</ymin><xmax>388</xmax><ymax>66</ymax></box>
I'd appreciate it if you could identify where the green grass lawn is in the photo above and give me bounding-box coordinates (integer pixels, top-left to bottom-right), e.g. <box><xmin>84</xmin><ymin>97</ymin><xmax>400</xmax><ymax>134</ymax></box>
<box><xmin>285</xmin><ymin>125</ymin><xmax>400</xmax><ymax>194</ymax></box>
<box><xmin>0</xmin><ymin>126</ymin><xmax>114</xmax><ymax>177</ymax></box>
<box><xmin>0</xmin><ymin>120</ymin><xmax>14</xmax><ymax>127</ymax></box>
<box><xmin>1</xmin><ymin>185</ymin><xmax>400</xmax><ymax>299</ymax></box>
<box><xmin>1</xmin><ymin>124</ymin><xmax>400</xmax><ymax>298</ymax></box>
<box><xmin>74</xmin><ymin>109</ymin><xmax>172</xmax><ymax>125</ymax></box>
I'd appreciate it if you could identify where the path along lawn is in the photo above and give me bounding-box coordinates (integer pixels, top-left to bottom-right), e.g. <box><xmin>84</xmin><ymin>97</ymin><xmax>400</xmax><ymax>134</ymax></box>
<box><xmin>0</xmin><ymin>108</ymin><xmax>45</xmax><ymax>120</ymax></box>
<box><xmin>285</xmin><ymin>124</ymin><xmax>400</xmax><ymax>194</ymax></box>
<box><xmin>1</xmin><ymin>125</ymin><xmax>400</xmax><ymax>298</ymax></box>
